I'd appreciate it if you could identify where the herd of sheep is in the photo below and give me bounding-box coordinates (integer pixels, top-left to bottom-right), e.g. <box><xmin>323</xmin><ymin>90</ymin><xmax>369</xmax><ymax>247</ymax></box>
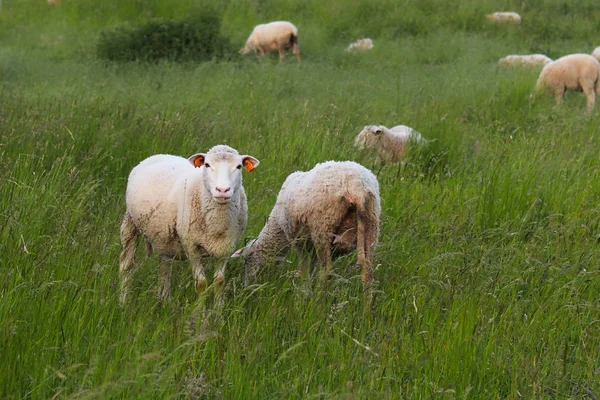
<box><xmin>119</xmin><ymin>12</ymin><xmax>600</xmax><ymax>307</ymax></box>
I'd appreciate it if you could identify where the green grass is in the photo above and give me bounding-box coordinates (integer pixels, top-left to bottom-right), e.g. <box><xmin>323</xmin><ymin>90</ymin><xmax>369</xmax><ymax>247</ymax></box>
<box><xmin>1</xmin><ymin>0</ymin><xmax>600</xmax><ymax>398</ymax></box>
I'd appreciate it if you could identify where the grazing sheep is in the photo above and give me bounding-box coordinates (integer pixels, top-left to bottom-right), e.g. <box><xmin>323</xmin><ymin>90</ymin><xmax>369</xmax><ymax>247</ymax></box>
<box><xmin>354</xmin><ymin>125</ymin><xmax>428</xmax><ymax>163</ymax></box>
<box><xmin>119</xmin><ymin>145</ymin><xmax>260</xmax><ymax>303</ymax></box>
<box><xmin>499</xmin><ymin>54</ymin><xmax>552</xmax><ymax>68</ymax></box>
<box><xmin>233</xmin><ymin>161</ymin><xmax>380</xmax><ymax>293</ymax></box>
<box><xmin>346</xmin><ymin>38</ymin><xmax>374</xmax><ymax>52</ymax></box>
<box><xmin>592</xmin><ymin>47</ymin><xmax>600</xmax><ymax>63</ymax></box>
<box><xmin>535</xmin><ymin>53</ymin><xmax>600</xmax><ymax>113</ymax></box>
<box><xmin>47</xmin><ymin>0</ymin><xmax>61</xmax><ymax>5</ymax></box>
<box><xmin>239</xmin><ymin>21</ymin><xmax>300</xmax><ymax>62</ymax></box>
<box><xmin>486</xmin><ymin>12</ymin><xmax>522</xmax><ymax>24</ymax></box>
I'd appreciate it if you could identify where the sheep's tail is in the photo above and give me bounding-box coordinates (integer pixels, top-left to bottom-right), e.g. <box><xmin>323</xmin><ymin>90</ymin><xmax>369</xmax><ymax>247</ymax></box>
<box><xmin>355</xmin><ymin>191</ymin><xmax>379</xmax><ymax>291</ymax></box>
<box><xmin>119</xmin><ymin>212</ymin><xmax>138</xmax><ymax>303</ymax></box>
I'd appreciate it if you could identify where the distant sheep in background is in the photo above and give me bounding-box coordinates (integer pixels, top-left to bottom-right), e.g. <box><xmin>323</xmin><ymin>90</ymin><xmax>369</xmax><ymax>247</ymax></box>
<box><xmin>591</xmin><ymin>47</ymin><xmax>600</xmax><ymax>63</ymax></box>
<box><xmin>47</xmin><ymin>0</ymin><xmax>61</xmax><ymax>5</ymax></box>
<box><xmin>354</xmin><ymin>125</ymin><xmax>428</xmax><ymax>163</ymax></box>
<box><xmin>535</xmin><ymin>53</ymin><xmax>600</xmax><ymax>113</ymax></box>
<box><xmin>486</xmin><ymin>12</ymin><xmax>522</xmax><ymax>24</ymax></box>
<box><xmin>239</xmin><ymin>21</ymin><xmax>300</xmax><ymax>62</ymax></box>
<box><xmin>499</xmin><ymin>54</ymin><xmax>552</xmax><ymax>68</ymax></box>
<box><xmin>346</xmin><ymin>38</ymin><xmax>374</xmax><ymax>52</ymax></box>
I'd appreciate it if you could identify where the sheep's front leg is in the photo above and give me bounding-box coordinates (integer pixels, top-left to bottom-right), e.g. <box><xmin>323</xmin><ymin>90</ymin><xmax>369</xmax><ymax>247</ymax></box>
<box><xmin>554</xmin><ymin>87</ymin><xmax>565</xmax><ymax>105</ymax></box>
<box><xmin>189</xmin><ymin>252</ymin><xmax>207</xmax><ymax>294</ymax></box>
<box><xmin>158</xmin><ymin>255</ymin><xmax>173</xmax><ymax>301</ymax></box>
<box><xmin>316</xmin><ymin>241</ymin><xmax>333</xmax><ymax>285</ymax></box>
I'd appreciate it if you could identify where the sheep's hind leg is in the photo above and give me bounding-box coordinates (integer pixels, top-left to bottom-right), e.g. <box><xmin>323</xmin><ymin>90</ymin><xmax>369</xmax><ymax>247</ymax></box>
<box><xmin>119</xmin><ymin>212</ymin><xmax>138</xmax><ymax>304</ymax></box>
<box><xmin>158</xmin><ymin>255</ymin><xmax>173</xmax><ymax>301</ymax></box>
<box><xmin>582</xmin><ymin>82</ymin><xmax>596</xmax><ymax>113</ymax></box>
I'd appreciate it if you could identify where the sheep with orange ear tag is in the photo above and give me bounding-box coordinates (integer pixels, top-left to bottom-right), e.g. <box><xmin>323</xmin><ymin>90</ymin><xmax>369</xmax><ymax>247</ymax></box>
<box><xmin>119</xmin><ymin>145</ymin><xmax>259</xmax><ymax>306</ymax></box>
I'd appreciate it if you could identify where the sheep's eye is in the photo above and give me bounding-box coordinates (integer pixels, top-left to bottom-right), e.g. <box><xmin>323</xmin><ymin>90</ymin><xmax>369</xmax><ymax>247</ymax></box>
<box><xmin>236</xmin><ymin>164</ymin><xmax>242</xmax><ymax>170</ymax></box>
<box><xmin>204</xmin><ymin>163</ymin><xmax>211</xmax><ymax>169</ymax></box>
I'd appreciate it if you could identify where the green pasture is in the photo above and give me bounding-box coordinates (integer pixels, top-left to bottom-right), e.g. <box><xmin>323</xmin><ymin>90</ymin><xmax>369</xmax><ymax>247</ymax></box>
<box><xmin>1</xmin><ymin>0</ymin><xmax>600</xmax><ymax>398</ymax></box>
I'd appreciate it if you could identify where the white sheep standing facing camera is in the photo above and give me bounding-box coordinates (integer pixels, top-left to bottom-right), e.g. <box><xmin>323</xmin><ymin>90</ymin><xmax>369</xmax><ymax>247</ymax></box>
<box><xmin>354</xmin><ymin>125</ymin><xmax>428</xmax><ymax>163</ymax></box>
<box><xmin>233</xmin><ymin>161</ymin><xmax>380</xmax><ymax>296</ymax></box>
<box><xmin>119</xmin><ymin>145</ymin><xmax>260</xmax><ymax>303</ymax></box>
<box><xmin>239</xmin><ymin>21</ymin><xmax>300</xmax><ymax>62</ymax></box>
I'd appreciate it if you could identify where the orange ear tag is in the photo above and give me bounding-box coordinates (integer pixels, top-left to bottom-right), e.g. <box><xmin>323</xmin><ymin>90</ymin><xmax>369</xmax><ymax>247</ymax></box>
<box><xmin>243</xmin><ymin>159</ymin><xmax>255</xmax><ymax>172</ymax></box>
<box><xmin>193</xmin><ymin>156</ymin><xmax>204</xmax><ymax>168</ymax></box>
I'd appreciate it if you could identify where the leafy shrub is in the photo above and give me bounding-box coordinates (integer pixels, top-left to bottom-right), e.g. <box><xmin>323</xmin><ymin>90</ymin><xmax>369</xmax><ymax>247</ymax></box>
<box><xmin>97</xmin><ymin>11</ymin><xmax>232</xmax><ymax>62</ymax></box>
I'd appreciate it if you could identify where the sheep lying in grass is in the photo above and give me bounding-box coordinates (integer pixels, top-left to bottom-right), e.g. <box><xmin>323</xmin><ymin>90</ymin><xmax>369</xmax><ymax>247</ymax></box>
<box><xmin>592</xmin><ymin>47</ymin><xmax>600</xmax><ymax>63</ymax></box>
<box><xmin>346</xmin><ymin>38</ymin><xmax>374</xmax><ymax>52</ymax></box>
<box><xmin>233</xmin><ymin>161</ymin><xmax>380</xmax><ymax>293</ymax></box>
<box><xmin>499</xmin><ymin>54</ymin><xmax>552</xmax><ymax>68</ymax></box>
<box><xmin>119</xmin><ymin>145</ymin><xmax>260</xmax><ymax>303</ymax></box>
<box><xmin>535</xmin><ymin>54</ymin><xmax>600</xmax><ymax>113</ymax></box>
<box><xmin>486</xmin><ymin>12</ymin><xmax>522</xmax><ymax>24</ymax></box>
<box><xmin>239</xmin><ymin>21</ymin><xmax>300</xmax><ymax>62</ymax></box>
<box><xmin>354</xmin><ymin>125</ymin><xmax>428</xmax><ymax>163</ymax></box>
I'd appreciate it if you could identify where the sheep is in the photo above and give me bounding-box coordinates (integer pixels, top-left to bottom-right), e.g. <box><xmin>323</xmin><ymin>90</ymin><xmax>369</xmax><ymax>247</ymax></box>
<box><xmin>232</xmin><ymin>161</ymin><xmax>380</xmax><ymax>295</ymax></box>
<box><xmin>486</xmin><ymin>12</ymin><xmax>522</xmax><ymax>24</ymax></box>
<box><xmin>346</xmin><ymin>38</ymin><xmax>374</xmax><ymax>52</ymax></box>
<box><xmin>592</xmin><ymin>47</ymin><xmax>600</xmax><ymax>63</ymax></box>
<box><xmin>119</xmin><ymin>145</ymin><xmax>260</xmax><ymax>303</ymax></box>
<box><xmin>535</xmin><ymin>53</ymin><xmax>600</xmax><ymax>113</ymax></box>
<box><xmin>239</xmin><ymin>21</ymin><xmax>300</xmax><ymax>62</ymax></box>
<box><xmin>499</xmin><ymin>54</ymin><xmax>552</xmax><ymax>68</ymax></box>
<box><xmin>354</xmin><ymin>125</ymin><xmax>428</xmax><ymax>163</ymax></box>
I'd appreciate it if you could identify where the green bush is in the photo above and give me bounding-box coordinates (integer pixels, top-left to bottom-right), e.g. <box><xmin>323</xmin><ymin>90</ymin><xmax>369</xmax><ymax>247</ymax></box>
<box><xmin>97</xmin><ymin>12</ymin><xmax>232</xmax><ymax>62</ymax></box>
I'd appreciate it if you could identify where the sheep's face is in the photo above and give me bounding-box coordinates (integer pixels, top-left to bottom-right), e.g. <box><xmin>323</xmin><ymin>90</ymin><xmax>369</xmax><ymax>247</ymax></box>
<box><xmin>189</xmin><ymin>151</ymin><xmax>259</xmax><ymax>204</ymax></box>
<box><xmin>354</xmin><ymin>125</ymin><xmax>383</xmax><ymax>150</ymax></box>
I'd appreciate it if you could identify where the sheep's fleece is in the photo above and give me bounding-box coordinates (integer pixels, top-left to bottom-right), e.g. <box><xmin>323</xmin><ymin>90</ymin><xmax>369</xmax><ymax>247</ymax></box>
<box><xmin>234</xmin><ymin>160</ymin><xmax>380</xmax><ymax>290</ymax></box>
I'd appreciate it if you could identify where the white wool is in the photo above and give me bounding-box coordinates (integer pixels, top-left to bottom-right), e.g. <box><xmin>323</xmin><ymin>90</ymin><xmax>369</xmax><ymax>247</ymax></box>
<box><xmin>591</xmin><ymin>47</ymin><xmax>600</xmax><ymax>63</ymax></box>
<box><xmin>119</xmin><ymin>144</ymin><xmax>259</xmax><ymax>302</ymax></box>
<box><xmin>535</xmin><ymin>53</ymin><xmax>600</xmax><ymax>113</ymax></box>
<box><xmin>486</xmin><ymin>12</ymin><xmax>522</xmax><ymax>24</ymax></box>
<box><xmin>233</xmin><ymin>161</ymin><xmax>381</xmax><ymax>292</ymax></box>
<box><xmin>346</xmin><ymin>38</ymin><xmax>374</xmax><ymax>52</ymax></box>
<box><xmin>499</xmin><ymin>54</ymin><xmax>552</xmax><ymax>68</ymax></box>
<box><xmin>240</xmin><ymin>21</ymin><xmax>300</xmax><ymax>62</ymax></box>
<box><xmin>354</xmin><ymin>124</ymin><xmax>427</xmax><ymax>163</ymax></box>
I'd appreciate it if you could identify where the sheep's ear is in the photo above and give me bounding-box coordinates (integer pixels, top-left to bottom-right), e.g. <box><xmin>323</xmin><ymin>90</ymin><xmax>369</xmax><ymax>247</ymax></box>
<box><xmin>188</xmin><ymin>153</ymin><xmax>206</xmax><ymax>168</ymax></box>
<box><xmin>242</xmin><ymin>156</ymin><xmax>260</xmax><ymax>172</ymax></box>
<box><xmin>373</xmin><ymin>128</ymin><xmax>383</xmax><ymax>135</ymax></box>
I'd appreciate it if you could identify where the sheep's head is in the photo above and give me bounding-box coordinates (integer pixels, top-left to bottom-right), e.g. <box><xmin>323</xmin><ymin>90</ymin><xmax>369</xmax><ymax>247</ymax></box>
<box><xmin>231</xmin><ymin>239</ymin><xmax>262</xmax><ymax>285</ymax></box>
<box><xmin>188</xmin><ymin>145</ymin><xmax>259</xmax><ymax>204</ymax></box>
<box><xmin>354</xmin><ymin>125</ymin><xmax>384</xmax><ymax>150</ymax></box>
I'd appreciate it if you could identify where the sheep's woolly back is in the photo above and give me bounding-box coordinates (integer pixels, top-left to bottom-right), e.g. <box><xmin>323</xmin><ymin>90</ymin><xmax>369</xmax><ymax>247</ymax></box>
<box><xmin>486</xmin><ymin>11</ymin><xmax>521</xmax><ymax>24</ymax></box>
<box><xmin>354</xmin><ymin>124</ymin><xmax>427</xmax><ymax>162</ymax></box>
<box><xmin>592</xmin><ymin>47</ymin><xmax>600</xmax><ymax>63</ymax></box>
<box><xmin>242</xmin><ymin>21</ymin><xmax>298</xmax><ymax>54</ymax></box>
<box><xmin>346</xmin><ymin>38</ymin><xmax>374</xmax><ymax>52</ymax></box>
<box><xmin>536</xmin><ymin>54</ymin><xmax>600</xmax><ymax>93</ymax></box>
<box><xmin>241</xmin><ymin>161</ymin><xmax>381</xmax><ymax>283</ymax></box>
<box><xmin>499</xmin><ymin>54</ymin><xmax>552</xmax><ymax>68</ymax></box>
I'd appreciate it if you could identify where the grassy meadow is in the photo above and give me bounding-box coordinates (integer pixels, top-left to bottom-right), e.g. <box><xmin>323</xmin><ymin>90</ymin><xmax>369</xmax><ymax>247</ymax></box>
<box><xmin>2</xmin><ymin>0</ymin><xmax>600</xmax><ymax>398</ymax></box>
